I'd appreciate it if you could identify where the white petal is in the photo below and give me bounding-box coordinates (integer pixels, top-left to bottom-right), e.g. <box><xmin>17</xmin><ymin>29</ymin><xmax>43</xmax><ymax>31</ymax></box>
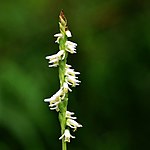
<box><xmin>44</xmin><ymin>96</ymin><xmax>56</xmax><ymax>102</ymax></box>
<box><xmin>54</xmin><ymin>33</ymin><xmax>63</xmax><ymax>37</ymax></box>
<box><xmin>66</xmin><ymin>111</ymin><xmax>75</xmax><ymax>115</ymax></box>
<box><xmin>57</xmin><ymin>50</ymin><xmax>65</xmax><ymax>57</ymax></box>
<box><xmin>66</xmin><ymin>41</ymin><xmax>77</xmax><ymax>46</ymax></box>
<box><xmin>48</xmin><ymin>64</ymin><xmax>58</xmax><ymax>67</ymax></box>
<box><xmin>44</xmin><ymin>98</ymin><xmax>51</xmax><ymax>102</ymax></box>
<box><xmin>59</xmin><ymin>134</ymin><xmax>64</xmax><ymax>140</ymax></box>
<box><xmin>67</xmin><ymin>119</ymin><xmax>82</xmax><ymax>128</ymax></box>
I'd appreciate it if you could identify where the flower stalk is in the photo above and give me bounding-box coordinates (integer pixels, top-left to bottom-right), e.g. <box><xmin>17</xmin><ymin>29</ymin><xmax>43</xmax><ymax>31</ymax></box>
<box><xmin>44</xmin><ymin>10</ymin><xmax>82</xmax><ymax>150</ymax></box>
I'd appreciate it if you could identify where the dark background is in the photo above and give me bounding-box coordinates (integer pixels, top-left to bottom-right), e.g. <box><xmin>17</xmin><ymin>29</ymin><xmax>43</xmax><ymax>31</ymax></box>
<box><xmin>0</xmin><ymin>0</ymin><xmax>150</xmax><ymax>150</ymax></box>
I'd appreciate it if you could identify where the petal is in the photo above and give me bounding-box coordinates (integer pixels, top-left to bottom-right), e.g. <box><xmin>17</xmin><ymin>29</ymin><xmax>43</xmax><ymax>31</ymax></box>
<box><xmin>54</xmin><ymin>33</ymin><xmax>63</xmax><ymax>37</ymax></box>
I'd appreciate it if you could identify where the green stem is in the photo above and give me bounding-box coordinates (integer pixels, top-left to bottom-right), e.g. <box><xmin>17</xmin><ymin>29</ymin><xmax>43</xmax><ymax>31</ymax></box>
<box><xmin>58</xmin><ymin>35</ymin><xmax>68</xmax><ymax>150</ymax></box>
<box><xmin>62</xmin><ymin>138</ymin><xmax>66</xmax><ymax>150</ymax></box>
<box><xmin>59</xmin><ymin>96</ymin><xmax>68</xmax><ymax>150</ymax></box>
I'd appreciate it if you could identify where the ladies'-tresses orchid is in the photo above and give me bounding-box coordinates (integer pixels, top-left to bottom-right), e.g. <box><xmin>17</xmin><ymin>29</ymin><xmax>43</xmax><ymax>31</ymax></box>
<box><xmin>44</xmin><ymin>83</ymin><xmax>71</xmax><ymax>111</ymax></box>
<box><xmin>46</xmin><ymin>50</ymin><xmax>65</xmax><ymax>67</ymax></box>
<box><xmin>65</xmin><ymin>76</ymin><xmax>81</xmax><ymax>87</ymax></box>
<box><xmin>44</xmin><ymin>87</ymin><xmax>65</xmax><ymax>111</ymax></box>
<box><xmin>66</xmin><ymin>111</ymin><xmax>77</xmax><ymax>120</ymax></box>
<box><xmin>54</xmin><ymin>30</ymin><xmax>72</xmax><ymax>43</ymax></box>
<box><xmin>65</xmin><ymin>64</ymin><xmax>80</xmax><ymax>76</ymax></box>
<box><xmin>66</xmin><ymin>118</ymin><xmax>83</xmax><ymax>131</ymax></box>
<box><xmin>63</xmin><ymin>82</ymin><xmax>72</xmax><ymax>93</ymax></box>
<box><xmin>44</xmin><ymin>11</ymin><xmax>82</xmax><ymax>149</ymax></box>
<box><xmin>65</xmin><ymin>64</ymin><xmax>81</xmax><ymax>87</ymax></box>
<box><xmin>65</xmin><ymin>41</ymin><xmax>77</xmax><ymax>54</ymax></box>
<box><xmin>59</xmin><ymin>129</ymin><xmax>75</xmax><ymax>143</ymax></box>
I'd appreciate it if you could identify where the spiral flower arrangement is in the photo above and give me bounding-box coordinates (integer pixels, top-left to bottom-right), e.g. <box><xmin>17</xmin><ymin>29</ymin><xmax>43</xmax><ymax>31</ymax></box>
<box><xmin>44</xmin><ymin>11</ymin><xmax>82</xmax><ymax>150</ymax></box>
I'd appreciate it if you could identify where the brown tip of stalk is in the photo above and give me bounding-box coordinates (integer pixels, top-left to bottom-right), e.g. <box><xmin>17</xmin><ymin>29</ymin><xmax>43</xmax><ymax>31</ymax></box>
<box><xmin>59</xmin><ymin>10</ymin><xmax>67</xmax><ymax>23</ymax></box>
<box><xmin>59</xmin><ymin>10</ymin><xmax>68</xmax><ymax>30</ymax></box>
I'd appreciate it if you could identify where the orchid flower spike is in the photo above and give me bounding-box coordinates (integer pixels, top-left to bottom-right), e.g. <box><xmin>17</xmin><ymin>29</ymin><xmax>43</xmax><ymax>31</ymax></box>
<box><xmin>44</xmin><ymin>10</ymin><xmax>82</xmax><ymax>148</ymax></box>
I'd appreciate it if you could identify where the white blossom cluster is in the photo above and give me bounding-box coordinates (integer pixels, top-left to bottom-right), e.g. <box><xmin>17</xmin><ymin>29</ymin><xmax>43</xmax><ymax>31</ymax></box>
<box><xmin>44</xmin><ymin>29</ymin><xmax>82</xmax><ymax>142</ymax></box>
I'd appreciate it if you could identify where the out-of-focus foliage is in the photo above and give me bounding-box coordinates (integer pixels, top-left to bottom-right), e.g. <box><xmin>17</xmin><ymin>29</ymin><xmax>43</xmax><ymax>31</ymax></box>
<box><xmin>0</xmin><ymin>0</ymin><xmax>150</xmax><ymax>150</ymax></box>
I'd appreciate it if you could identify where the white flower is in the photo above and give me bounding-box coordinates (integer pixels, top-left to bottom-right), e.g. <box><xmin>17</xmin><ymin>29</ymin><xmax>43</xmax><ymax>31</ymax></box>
<box><xmin>65</xmin><ymin>76</ymin><xmax>81</xmax><ymax>87</ymax></box>
<box><xmin>59</xmin><ymin>129</ymin><xmax>75</xmax><ymax>142</ymax></box>
<box><xmin>65</xmin><ymin>68</ymin><xmax>80</xmax><ymax>76</ymax></box>
<box><xmin>54</xmin><ymin>33</ymin><xmax>63</xmax><ymax>43</ymax></box>
<box><xmin>54</xmin><ymin>30</ymin><xmax>72</xmax><ymax>43</ymax></box>
<box><xmin>63</xmin><ymin>82</ymin><xmax>72</xmax><ymax>93</ymax></box>
<box><xmin>65</xmin><ymin>64</ymin><xmax>81</xmax><ymax>87</ymax></box>
<box><xmin>65</xmin><ymin>41</ymin><xmax>77</xmax><ymax>54</ymax></box>
<box><xmin>44</xmin><ymin>88</ymin><xmax>65</xmax><ymax>111</ymax></box>
<box><xmin>66</xmin><ymin>111</ymin><xmax>77</xmax><ymax>120</ymax></box>
<box><xmin>45</xmin><ymin>50</ymin><xmax>65</xmax><ymax>67</ymax></box>
<box><xmin>66</xmin><ymin>119</ymin><xmax>82</xmax><ymax>131</ymax></box>
<box><xmin>66</xmin><ymin>30</ymin><xmax>72</xmax><ymax>37</ymax></box>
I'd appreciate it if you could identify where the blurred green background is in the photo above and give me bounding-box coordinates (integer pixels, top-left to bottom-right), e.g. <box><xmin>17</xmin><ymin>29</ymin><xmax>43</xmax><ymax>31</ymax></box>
<box><xmin>0</xmin><ymin>0</ymin><xmax>150</xmax><ymax>150</ymax></box>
